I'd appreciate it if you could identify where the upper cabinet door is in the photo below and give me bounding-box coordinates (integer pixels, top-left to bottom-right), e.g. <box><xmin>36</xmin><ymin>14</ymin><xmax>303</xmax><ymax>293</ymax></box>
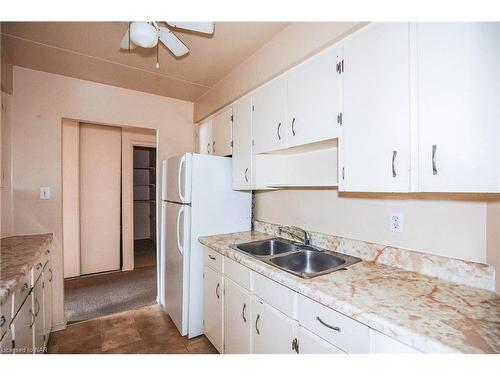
<box><xmin>252</xmin><ymin>75</ymin><xmax>287</xmax><ymax>154</ymax></box>
<box><xmin>232</xmin><ymin>96</ymin><xmax>253</xmax><ymax>190</ymax></box>
<box><xmin>340</xmin><ymin>23</ymin><xmax>411</xmax><ymax>192</ymax></box>
<box><xmin>198</xmin><ymin>120</ymin><xmax>213</xmax><ymax>155</ymax></box>
<box><xmin>417</xmin><ymin>23</ymin><xmax>500</xmax><ymax>192</ymax></box>
<box><xmin>212</xmin><ymin>108</ymin><xmax>233</xmax><ymax>156</ymax></box>
<box><xmin>287</xmin><ymin>47</ymin><xmax>341</xmax><ymax>148</ymax></box>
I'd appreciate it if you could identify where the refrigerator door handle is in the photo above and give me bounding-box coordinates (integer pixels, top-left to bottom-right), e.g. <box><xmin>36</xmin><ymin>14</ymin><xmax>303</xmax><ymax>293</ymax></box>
<box><xmin>178</xmin><ymin>155</ymin><xmax>186</xmax><ymax>203</ymax></box>
<box><xmin>176</xmin><ymin>206</ymin><xmax>184</xmax><ymax>254</ymax></box>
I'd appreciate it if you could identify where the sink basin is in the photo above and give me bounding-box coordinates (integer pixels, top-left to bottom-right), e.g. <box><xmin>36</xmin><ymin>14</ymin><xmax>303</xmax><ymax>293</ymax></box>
<box><xmin>230</xmin><ymin>237</ymin><xmax>362</xmax><ymax>279</ymax></box>
<box><xmin>270</xmin><ymin>250</ymin><xmax>346</xmax><ymax>278</ymax></box>
<box><xmin>232</xmin><ymin>238</ymin><xmax>297</xmax><ymax>257</ymax></box>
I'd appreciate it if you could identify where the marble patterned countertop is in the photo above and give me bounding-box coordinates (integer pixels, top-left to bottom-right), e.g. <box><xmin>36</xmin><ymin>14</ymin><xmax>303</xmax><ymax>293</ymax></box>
<box><xmin>199</xmin><ymin>230</ymin><xmax>500</xmax><ymax>354</ymax></box>
<box><xmin>0</xmin><ymin>234</ymin><xmax>53</xmax><ymax>306</ymax></box>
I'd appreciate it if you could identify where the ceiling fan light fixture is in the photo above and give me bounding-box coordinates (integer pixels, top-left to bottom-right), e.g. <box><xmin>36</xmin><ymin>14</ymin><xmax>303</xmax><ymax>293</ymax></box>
<box><xmin>130</xmin><ymin>22</ymin><xmax>158</xmax><ymax>48</ymax></box>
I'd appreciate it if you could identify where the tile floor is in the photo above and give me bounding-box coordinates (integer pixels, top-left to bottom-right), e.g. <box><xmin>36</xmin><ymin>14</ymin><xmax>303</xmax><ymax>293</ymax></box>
<box><xmin>48</xmin><ymin>304</ymin><xmax>218</xmax><ymax>354</ymax></box>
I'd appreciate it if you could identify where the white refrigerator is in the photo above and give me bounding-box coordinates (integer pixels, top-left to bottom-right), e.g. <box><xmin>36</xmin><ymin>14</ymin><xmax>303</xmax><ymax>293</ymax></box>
<box><xmin>161</xmin><ymin>153</ymin><xmax>251</xmax><ymax>338</ymax></box>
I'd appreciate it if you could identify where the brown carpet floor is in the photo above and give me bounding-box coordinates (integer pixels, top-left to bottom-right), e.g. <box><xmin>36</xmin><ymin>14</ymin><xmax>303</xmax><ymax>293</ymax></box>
<box><xmin>49</xmin><ymin>304</ymin><xmax>217</xmax><ymax>354</ymax></box>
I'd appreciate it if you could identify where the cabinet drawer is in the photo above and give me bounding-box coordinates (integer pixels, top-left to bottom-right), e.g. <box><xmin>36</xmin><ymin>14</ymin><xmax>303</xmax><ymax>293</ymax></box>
<box><xmin>224</xmin><ymin>257</ymin><xmax>251</xmax><ymax>290</ymax></box>
<box><xmin>0</xmin><ymin>295</ymin><xmax>13</xmax><ymax>339</ymax></box>
<box><xmin>297</xmin><ymin>294</ymin><xmax>371</xmax><ymax>353</ymax></box>
<box><xmin>252</xmin><ymin>272</ymin><xmax>297</xmax><ymax>318</ymax></box>
<box><xmin>204</xmin><ymin>246</ymin><xmax>222</xmax><ymax>273</ymax></box>
<box><xmin>13</xmin><ymin>274</ymin><xmax>31</xmax><ymax>318</ymax></box>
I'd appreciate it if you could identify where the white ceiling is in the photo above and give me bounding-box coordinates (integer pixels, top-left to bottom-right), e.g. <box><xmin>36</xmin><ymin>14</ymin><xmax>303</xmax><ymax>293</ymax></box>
<box><xmin>1</xmin><ymin>22</ymin><xmax>289</xmax><ymax>101</ymax></box>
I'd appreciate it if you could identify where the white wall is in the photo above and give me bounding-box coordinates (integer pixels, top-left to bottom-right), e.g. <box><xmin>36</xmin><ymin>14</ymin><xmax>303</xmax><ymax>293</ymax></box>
<box><xmin>256</xmin><ymin>189</ymin><xmax>492</xmax><ymax>264</ymax></box>
<box><xmin>9</xmin><ymin>67</ymin><xmax>194</xmax><ymax>329</ymax></box>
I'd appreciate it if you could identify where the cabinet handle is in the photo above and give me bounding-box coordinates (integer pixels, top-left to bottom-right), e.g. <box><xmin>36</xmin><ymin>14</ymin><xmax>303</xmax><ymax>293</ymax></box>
<box><xmin>292</xmin><ymin>338</ymin><xmax>299</xmax><ymax>354</ymax></box>
<box><xmin>29</xmin><ymin>308</ymin><xmax>36</xmax><ymax>328</ymax></box>
<box><xmin>215</xmin><ymin>283</ymin><xmax>220</xmax><ymax>299</ymax></box>
<box><xmin>212</xmin><ymin>141</ymin><xmax>215</xmax><ymax>153</ymax></box>
<box><xmin>277</xmin><ymin>122</ymin><xmax>281</xmax><ymax>141</ymax></box>
<box><xmin>392</xmin><ymin>150</ymin><xmax>397</xmax><ymax>178</ymax></box>
<box><xmin>207</xmin><ymin>143</ymin><xmax>210</xmax><ymax>154</ymax></box>
<box><xmin>0</xmin><ymin>315</ymin><xmax>6</xmax><ymax>327</ymax></box>
<box><xmin>35</xmin><ymin>298</ymin><xmax>41</xmax><ymax>316</ymax></box>
<box><xmin>36</xmin><ymin>262</ymin><xmax>42</xmax><ymax>270</ymax></box>
<box><xmin>316</xmin><ymin>316</ymin><xmax>341</xmax><ymax>332</ymax></box>
<box><xmin>208</xmin><ymin>254</ymin><xmax>216</xmax><ymax>260</ymax></box>
<box><xmin>21</xmin><ymin>282</ymin><xmax>29</xmax><ymax>293</ymax></box>
<box><xmin>432</xmin><ymin>144</ymin><xmax>438</xmax><ymax>175</ymax></box>
<box><xmin>291</xmin><ymin>117</ymin><xmax>296</xmax><ymax>136</ymax></box>
<box><xmin>49</xmin><ymin>268</ymin><xmax>53</xmax><ymax>282</ymax></box>
<box><xmin>244</xmin><ymin>168</ymin><xmax>249</xmax><ymax>183</ymax></box>
<box><xmin>45</xmin><ymin>249</ymin><xmax>50</xmax><ymax>255</ymax></box>
<box><xmin>255</xmin><ymin>314</ymin><xmax>260</xmax><ymax>335</ymax></box>
<box><xmin>242</xmin><ymin>303</ymin><xmax>247</xmax><ymax>323</ymax></box>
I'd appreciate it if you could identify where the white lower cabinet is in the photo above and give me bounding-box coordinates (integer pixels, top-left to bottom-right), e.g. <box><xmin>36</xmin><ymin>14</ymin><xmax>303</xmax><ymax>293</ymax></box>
<box><xmin>223</xmin><ymin>278</ymin><xmax>251</xmax><ymax>354</ymax></box>
<box><xmin>32</xmin><ymin>279</ymin><xmax>44</xmax><ymax>353</ymax></box>
<box><xmin>0</xmin><ymin>328</ymin><xmax>13</xmax><ymax>354</ymax></box>
<box><xmin>251</xmin><ymin>296</ymin><xmax>296</xmax><ymax>354</ymax></box>
<box><xmin>43</xmin><ymin>261</ymin><xmax>53</xmax><ymax>347</ymax></box>
<box><xmin>203</xmin><ymin>266</ymin><xmax>224</xmax><ymax>353</ymax></box>
<box><xmin>11</xmin><ymin>294</ymin><xmax>34</xmax><ymax>354</ymax></box>
<box><xmin>297</xmin><ymin>326</ymin><xmax>344</xmax><ymax>354</ymax></box>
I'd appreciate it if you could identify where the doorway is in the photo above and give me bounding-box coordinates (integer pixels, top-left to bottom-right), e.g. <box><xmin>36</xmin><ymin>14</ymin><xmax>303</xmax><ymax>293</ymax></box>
<box><xmin>62</xmin><ymin>120</ymin><xmax>158</xmax><ymax>323</ymax></box>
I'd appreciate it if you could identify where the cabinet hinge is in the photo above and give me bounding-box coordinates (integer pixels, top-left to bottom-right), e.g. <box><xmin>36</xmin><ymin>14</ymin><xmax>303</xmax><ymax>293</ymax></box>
<box><xmin>336</xmin><ymin>59</ymin><xmax>344</xmax><ymax>74</ymax></box>
<box><xmin>252</xmin><ymin>105</ymin><xmax>255</xmax><ymax>112</ymax></box>
<box><xmin>337</xmin><ymin>112</ymin><xmax>343</xmax><ymax>126</ymax></box>
<box><xmin>342</xmin><ymin>167</ymin><xmax>345</xmax><ymax>180</ymax></box>
<box><xmin>252</xmin><ymin>139</ymin><xmax>255</xmax><ymax>147</ymax></box>
<box><xmin>230</xmin><ymin>115</ymin><xmax>234</xmax><ymax>122</ymax></box>
<box><xmin>230</xmin><ymin>141</ymin><xmax>233</xmax><ymax>147</ymax></box>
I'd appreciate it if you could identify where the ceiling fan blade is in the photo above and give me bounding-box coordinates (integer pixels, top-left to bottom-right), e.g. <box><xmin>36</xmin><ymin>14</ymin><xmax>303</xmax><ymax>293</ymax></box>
<box><xmin>158</xmin><ymin>27</ymin><xmax>189</xmax><ymax>57</ymax></box>
<box><xmin>120</xmin><ymin>28</ymin><xmax>137</xmax><ymax>50</ymax></box>
<box><xmin>166</xmin><ymin>22</ymin><xmax>214</xmax><ymax>35</ymax></box>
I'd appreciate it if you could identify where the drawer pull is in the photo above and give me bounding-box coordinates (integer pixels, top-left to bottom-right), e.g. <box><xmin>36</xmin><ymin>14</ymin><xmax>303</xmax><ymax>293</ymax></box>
<box><xmin>215</xmin><ymin>283</ymin><xmax>220</xmax><ymax>299</ymax></box>
<box><xmin>208</xmin><ymin>254</ymin><xmax>216</xmax><ymax>260</ymax></box>
<box><xmin>242</xmin><ymin>303</ymin><xmax>247</xmax><ymax>323</ymax></box>
<box><xmin>316</xmin><ymin>316</ymin><xmax>341</xmax><ymax>332</ymax></box>
<box><xmin>0</xmin><ymin>316</ymin><xmax>6</xmax><ymax>327</ymax></box>
<box><xmin>255</xmin><ymin>314</ymin><xmax>260</xmax><ymax>335</ymax></box>
<box><xmin>21</xmin><ymin>282</ymin><xmax>29</xmax><ymax>293</ymax></box>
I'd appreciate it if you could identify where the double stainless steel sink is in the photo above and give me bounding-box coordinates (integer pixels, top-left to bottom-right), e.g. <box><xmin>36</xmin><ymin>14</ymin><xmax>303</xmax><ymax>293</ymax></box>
<box><xmin>230</xmin><ymin>238</ymin><xmax>361</xmax><ymax>279</ymax></box>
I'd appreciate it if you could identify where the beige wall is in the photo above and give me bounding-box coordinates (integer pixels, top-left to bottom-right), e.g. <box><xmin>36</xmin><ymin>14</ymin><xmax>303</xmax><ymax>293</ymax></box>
<box><xmin>256</xmin><ymin>189</ymin><xmax>498</xmax><ymax>265</ymax></box>
<box><xmin>193</xmin><ymin>22</ymin><xmax>366</xmax><ymax>122</ymax></box>
<box><xmin>9</xmin><ymin>67</ymin><xmax>194</xmax><ymax>329</ymax></box>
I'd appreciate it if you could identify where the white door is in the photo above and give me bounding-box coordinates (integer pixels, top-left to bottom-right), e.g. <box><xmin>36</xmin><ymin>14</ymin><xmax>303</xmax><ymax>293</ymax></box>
<box><xmin>297</xmin><ymin>326</ymin><xmax>344</xmax><ymax>354</ymax></box>
<box><xmin>203</xmin><ymin>266</ymin><xmax>223</xmax><ymax>353</ymax></box>
<box><xmin>43</xmin><ymin>261</ymin><xmax>53</xmax><ymax>346</ymax></box>
<box><xmin>212</xmin><ymin>108</ymin><xmax>233</xmax><ymax>156</ymax></box>
<box><xmin>340</xmin><ymin>23</ymin><xmax>411</xmax><ymax>192</ymax></box>
<box><xmin>232</xmin><ymin>96</ymin><xmax>253</xmax><ymax>190</ymax></box>
<box><xmin>287</xmin><ymin>46</ymin><xmax>341</xmax><ymax>147</ymax></box>
<box><xmin>11</xmin><ymin>296</ymin><xmax>33</xmax><ymax>353</ymax></box>
<box><xmin>165</xmin><ymin>201</ymin><xmax>191</xmax><ymax>336</ymax></box>
<box><xmin>80</xmin><ymin>123</ymin><xmax>121</xmax><ymax>274</ymax></box>
<box><xmin>252</xmin><ymin>74</ymin><xmax>288</xmax><ymax>154</ymax></box>
<box><xmin>417</xmin><ymin>23</ymin><xmax>500</xmax><ymax>192</ymax></box>
<box><xmin>224</xmin><ymin>277</ymin><xmax>251</xmax><ymax>354</ymax></box>
<box><xmin>166</xmin><ymin>153</ymin><xmax>192</xmax><ymax>204</ymax></box>
<box><xmin>251</xmin><ymin>296</ymin><xmax>296</xmax><ymax>354</ymax></box>
<box><xmin>198</xmin><ymin>120</ymin><xmax>213</xmax><ymax>155</ymax></box>
<box><xmin>32</xmin><ymin>280</ymin><xmax>44</xmax><ymax>352</ymax></box>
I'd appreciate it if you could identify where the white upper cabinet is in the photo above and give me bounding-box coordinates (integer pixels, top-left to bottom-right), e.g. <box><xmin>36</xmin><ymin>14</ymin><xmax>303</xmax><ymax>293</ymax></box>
<box><xmin>232</xmin><ymin>96</ymin><xmax>253</xmax><ymax>190</ymax></box>
<box><xmin>340</xmin><ymin>23</ymin><xmax>411</xmax><ymax>192</ymax></box>
<box><xmin>287</xmin><ymin>46</ymin><xmax>341</xmax><ymax>148</ymax></box>
<box><xmin>416</xmin><ymin>23</ymin><xmax>500</xmax><ymax>192</ymax></box>
<box><xmin>212</xmin><ymin>108</ymin><xmax>233</xmax><ymax>156</ymax></box>
<box><xmin>198</xmin><ymin>120</ymin><xmax>213</xmax><ymax>155</ymax></box>
<box><xmin>252</xmin><ymin>74</ymin><xmax>288</xmax><ymax>154</ymax></box>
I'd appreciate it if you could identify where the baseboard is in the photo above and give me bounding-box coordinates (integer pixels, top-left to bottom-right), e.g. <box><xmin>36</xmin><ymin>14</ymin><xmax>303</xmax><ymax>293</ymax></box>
<box><xmin>51</xmin><ymin>321</ymin><xmax>67</xmax><ymax>332</ymax></box>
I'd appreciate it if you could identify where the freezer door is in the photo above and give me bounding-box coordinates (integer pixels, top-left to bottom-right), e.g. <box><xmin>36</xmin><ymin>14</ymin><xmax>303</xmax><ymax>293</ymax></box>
<box><xmin>164</xmin><ymin>201</ymin><xmax>191</xmax><ymax>336</ymax></box>
<box><xmin>166</xmin><ymin>153</ymin><xmax>192</xmax><ymax>204</ymax></box>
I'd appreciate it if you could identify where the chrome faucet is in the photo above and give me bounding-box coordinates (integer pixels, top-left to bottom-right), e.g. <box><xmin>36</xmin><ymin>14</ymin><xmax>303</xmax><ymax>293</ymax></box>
<box><xmin>278</xmin><ymin>226</ymin><xmax>311</xmax><ymax>246</ymax></box>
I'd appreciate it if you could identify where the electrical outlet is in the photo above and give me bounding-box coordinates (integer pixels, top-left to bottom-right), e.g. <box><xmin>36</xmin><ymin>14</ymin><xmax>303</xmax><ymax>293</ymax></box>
<box><xmin>39</xmin><ymin>187</ymin><xmax>51</xmax><ymax>200</ymax></box>
<box><xmin>390</xmin><ymin>213</ymin><xmax>403</xmax><ymax>233</ymax></box>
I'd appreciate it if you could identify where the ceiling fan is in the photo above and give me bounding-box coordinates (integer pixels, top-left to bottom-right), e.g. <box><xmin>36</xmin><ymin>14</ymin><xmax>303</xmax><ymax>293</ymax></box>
<box><xmin>120</xmin><ymin>21</ymin><xmax>214</xmax><ymax>66</ymax></box>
